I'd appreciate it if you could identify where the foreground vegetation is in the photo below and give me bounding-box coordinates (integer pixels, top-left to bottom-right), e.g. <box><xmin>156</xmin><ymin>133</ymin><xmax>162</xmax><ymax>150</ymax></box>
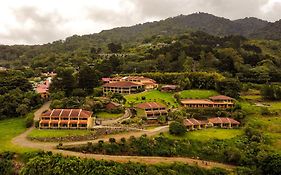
<box><xmin>17</xmin><ymin>152</ymin><xmax>229</xmax><ymax>175</ymax></box>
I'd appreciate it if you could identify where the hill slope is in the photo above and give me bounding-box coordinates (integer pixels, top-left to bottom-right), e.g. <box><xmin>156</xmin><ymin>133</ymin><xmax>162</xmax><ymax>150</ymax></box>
<box><xmin>80</xmin><ymin>13</ymin><xmax>275</xmax><ymax>44</ymax></box>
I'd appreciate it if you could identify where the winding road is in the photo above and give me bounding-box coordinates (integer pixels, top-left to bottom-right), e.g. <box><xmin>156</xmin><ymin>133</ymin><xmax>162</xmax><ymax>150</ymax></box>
<box><xmin>12</xmin><ymin>102</ymin><xmax>236</xmax><ymax>171</ymax></box>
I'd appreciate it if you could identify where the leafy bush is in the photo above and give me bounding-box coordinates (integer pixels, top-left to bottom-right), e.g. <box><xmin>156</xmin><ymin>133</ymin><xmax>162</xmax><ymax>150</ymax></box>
<box><xmin>25</xmin><ymin>113</ymin><xmax>34</xmax><ymax>128</ymax></box>
<box><xmin>169</xmin><ymin>121</ymin><xmax>186</xmax><ymax>136</ymax></box>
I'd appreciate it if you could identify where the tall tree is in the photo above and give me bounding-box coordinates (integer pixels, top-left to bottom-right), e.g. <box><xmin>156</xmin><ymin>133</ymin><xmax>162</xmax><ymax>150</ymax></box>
<box><xmin>78</xmin><ymin>64</ymin><xmax>99</xmax><ymax>93</ymax></box>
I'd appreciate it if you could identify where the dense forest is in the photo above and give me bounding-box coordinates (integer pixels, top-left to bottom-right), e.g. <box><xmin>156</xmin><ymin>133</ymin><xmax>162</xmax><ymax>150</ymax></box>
<box><xmin>0</xmin><ymin>70</ymin><xmax>42</xmax><ymax>120</ymax></box>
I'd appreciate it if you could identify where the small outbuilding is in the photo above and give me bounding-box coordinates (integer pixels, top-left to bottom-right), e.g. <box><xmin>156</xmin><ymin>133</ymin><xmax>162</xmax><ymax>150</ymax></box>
<box><xmin>161</xmin><ymin>85</ymin><xmax>179</xmax><ymax>92</ymax></box>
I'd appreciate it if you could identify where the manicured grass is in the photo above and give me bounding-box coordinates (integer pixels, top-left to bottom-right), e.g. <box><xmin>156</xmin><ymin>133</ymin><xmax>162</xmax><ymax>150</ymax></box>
<box><xmin>28</xmin><ymin>129</ymin><xmax>95</xmax><ymax>139</ymax></box>
<box><xmin>178</xmin><ymin>89</ymin><xmax>219</xmax><ymax>99</ymax></box>
<box><xmin>0</xmin><ymin>118</ymin><xmax>32</xmax><ymax>153</ymax></box>
<box><xmin>164</xmin><ymin>128</ymin><xmax>243</xmax><ymax>141</ymax></box>
<box><xmin>96</xmin><ymin>112</ymin><xmax>124</xmax><ymax>119</ymax></box>
<box><xmin>125</xmin><ymin>90</ymin><xmax>178</xmax><ymax>108</ymax></box>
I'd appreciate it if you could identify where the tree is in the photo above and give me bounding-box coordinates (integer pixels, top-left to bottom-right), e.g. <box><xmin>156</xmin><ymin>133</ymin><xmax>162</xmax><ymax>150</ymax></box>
<box><xmin>216</xmin><ymin>78</ymin><xmax>241</xmax><ymax>98</ymax></box>
<box><xmin>260</xmin><ymin>154</ymin><xmax>281</xmax><ymax>175</ymax></box>
<box><xmin>16</xmin><ymin>104</ymin><xmax>29</xmax><ymax>116</ymax></box>
<box><xmin>111</xmin><ymin>93</ymin><xmax>126</xmax><ymax>104</ymax></box>
<box><xmin>176</xmin><ymin>77</ymin><xmax>191</xmax><ymax>90</ymax></box>
<box><xmin>78</xmin><ymin>64</ymin><xmax>99</xmax><ymax>93</ymax></box>
<box><xmin>51</xmin><ymin>67</ymin><xmax>76</xmax><ymax>96</ymax></box>
<box><xmin>169</xmin><ymin>121</ymin><xmax>186</xmax><ymax>136</ymax></box>
<box><xmin>107</xmin><ymin>43</ymin><xmax>122</xmax><ymax>53</ymax></box>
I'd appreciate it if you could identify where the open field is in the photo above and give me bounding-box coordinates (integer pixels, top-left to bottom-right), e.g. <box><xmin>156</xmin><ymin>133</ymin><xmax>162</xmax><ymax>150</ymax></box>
<box><xmin>0</xmin><ymin>118</ymin><xmax>32</xmax><ymax>153</ymax></box>
<box><xmin>28</xmin><ymin>129</ymin><xmax>95</xmax><ymax>139</ymax></box>
<box><xmin>96</xmin><ymin>112</ymin><xmax>124</xmax><ymax>119</ymax></box>
<box><xmin>125</xmin><ymin>90</ymin><xmax>178</xmax><ymax>108</ymax></box>
<box><xmin>163</xmin><ymin>128</ymin><xmax>243</xmax><ymax>141</ymax></box>
<box><xmin>178</xmin><ymin>89</ymin><xmax>218</xmax><ymax>99</ymax></box>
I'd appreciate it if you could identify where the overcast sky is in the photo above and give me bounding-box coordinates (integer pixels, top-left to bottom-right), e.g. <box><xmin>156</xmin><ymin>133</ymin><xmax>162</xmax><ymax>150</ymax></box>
<box><xmin>0</xmin><ymin>0</ymin><xmax>281</xmax><ymax>45</ymax></box>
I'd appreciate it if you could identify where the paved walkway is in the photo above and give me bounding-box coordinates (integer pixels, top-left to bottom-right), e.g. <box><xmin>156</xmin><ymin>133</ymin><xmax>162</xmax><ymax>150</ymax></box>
<box><xmin>12</xmin><ymin>102</ymin><xmax>236</xmax><ymax>171</ymax></box>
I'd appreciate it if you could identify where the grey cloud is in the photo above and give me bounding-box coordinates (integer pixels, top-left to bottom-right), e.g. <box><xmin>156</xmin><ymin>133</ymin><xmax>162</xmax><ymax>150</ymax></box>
<box><xmin>1</xmin><ymin>0</ymin><xmax>281</xmax><ymax>45</ymax></box>
<box><xmin>262</xmin><ymin>2</ymin><xmax>281</xmax><ymax>21</ymax></box>
<box><xmin>132</xmin><ymin>0</ymin><xmax>276</xmax><ymax>21</ymax></box>
<box><xmin>0</xmin><ymin>6</ymin><xmax>69</xmax><ymax>44</ymax></box>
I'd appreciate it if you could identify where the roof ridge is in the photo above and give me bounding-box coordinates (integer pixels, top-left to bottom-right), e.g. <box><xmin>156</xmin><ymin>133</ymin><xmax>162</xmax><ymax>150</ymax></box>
<box><xmin>68</xmin><ymin>109</ymin><xmax>73</xmax><ymax>117</ymax></box>
<box><xmin>50</xmin><ymin>109</ymin><xmax>55</xmax><ymax>116</ymax></box>
<box><xmin>59</xmin><ymin>109</ymin><xmax>63</xmax><ymax>117</ymax></box>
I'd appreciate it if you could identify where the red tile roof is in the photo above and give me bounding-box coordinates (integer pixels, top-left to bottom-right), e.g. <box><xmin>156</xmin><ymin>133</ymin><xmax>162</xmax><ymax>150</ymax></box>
<box><xmin>208</xmin><ymin>117</ymin><xmax>240</xmax><ymax>125</ymax></box>
<box><xmin>161</xmin><ymin>85</ymin><xmax>178</xmax><ymax>89</ymax></box>
<box><xmin>41</xmin><ymin>109</ymin><xmax>93</xmax><ymax>118</ymax></box>
<box><xmin>181</xmin><ymin>99</ymin><xmax>214</xmax><ymax>105</ymax></box>
<box><xmin>209</xmin><ymin>95</ymin><xmax>234</xmax><ymax>100</ymax></box>
<box><xmin>102</xmin><ymin>78</ymin><xmax>111</xmax><ymax>82</ymax></box>
<box><xmin>183</xmin><ymin>118</ymin><xmax>208</xmax><ymax>126</ymax></box>
<box><xmin>136</xmin><ymin>102</ymin><xmax>166</xmax><ymax>109</ymax></box>
<box><xmin>102</xmin><ymin>81</ymin><xmax>141</xmax><ymax>88</ymax></box>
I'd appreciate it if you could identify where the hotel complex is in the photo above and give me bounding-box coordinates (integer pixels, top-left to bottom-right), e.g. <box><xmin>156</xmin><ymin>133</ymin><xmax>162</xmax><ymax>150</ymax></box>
<box><xmin>39</xmin><ymin>109</ymin><xmax>94</xmax><ymax>129</ymax></box>
<box><xmin>102</xmin><ymin>76</ymin><xmax>158</xmax><ymax>94</ymax></box>
<box><xmin>181</xmin><ymin>95</ymin><xmax>235</xmax><ymax>109</ymax></box>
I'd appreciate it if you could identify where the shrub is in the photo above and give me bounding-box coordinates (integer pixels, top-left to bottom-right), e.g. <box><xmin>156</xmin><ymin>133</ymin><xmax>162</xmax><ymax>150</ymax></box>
<box><xmin>169</xmin><ymin>121</ymin><xmax>186</xmax><ymax>136</ymax></box>
<box><xmin>25</xmin><ymin>113</ymin><xmax>34</xmax><ymax>128</ymax></box>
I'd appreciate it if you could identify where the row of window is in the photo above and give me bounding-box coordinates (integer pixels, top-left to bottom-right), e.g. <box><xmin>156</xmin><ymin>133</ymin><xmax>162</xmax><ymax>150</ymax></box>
<box><xmin>41</xmin><ymin>117</ymin><xmax>88</xmax><ymax>120</ymax></box>
<box><xmin>40</xmin><ymin>124</ymin><xmax>87</xmax><ymax>127</ymax></box>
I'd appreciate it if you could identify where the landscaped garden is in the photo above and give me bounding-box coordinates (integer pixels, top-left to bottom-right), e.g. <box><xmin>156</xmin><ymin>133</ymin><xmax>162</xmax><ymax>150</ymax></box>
<box><xmin>178</xmin><ymin>89</ymin><xmax>219</xmax><ymax>99</ymax></box>
<box><xmin>125</xmin><ymin>90</ymin><xmax>178</xmax><ymax>108</ymax></box>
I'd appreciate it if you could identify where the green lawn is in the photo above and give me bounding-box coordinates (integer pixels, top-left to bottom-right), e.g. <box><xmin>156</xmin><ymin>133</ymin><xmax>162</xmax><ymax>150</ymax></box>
<box><xmin>96</xmin><ymin>112</ymin><xmax>124</xmax><ymax>119</ymax></box>
<box><xmin>125</xmin><ymin>90</ymin><xmax>178</xmax><ymax>108</ymax></box>
<box><xmin>0</xmin><ymin>118</ymin><xmax>32</xmax><ymax>153</ymax></box>
<box><xmin>178</xmin><ymin>89</ymin><xmax>219</xmax><ymax>99</ymax></box>
<box><xmin>164</xmin><ymin>128</ymin><xmax>243</xmax><ymax>141</ymax></box>
<box><xmin>28</xmin><ymin>129</ymin><xmax>95</xmax><ymax>139</ymax></box>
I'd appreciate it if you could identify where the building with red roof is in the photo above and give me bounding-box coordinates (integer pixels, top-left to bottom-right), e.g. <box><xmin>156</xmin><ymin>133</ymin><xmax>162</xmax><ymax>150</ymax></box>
<box><xmin>208</xmin><ymin>117</ymin><xmax>240</xmax><ymax>128</ymax></box>
<box><xmin>161</xmin><ymin>85</ymin><xmax>179</xmax><ymax>92</ymax></box>
<box><xmin>136</xmin><ymin>102</ymin><xmax>168</xmax><ymax>120</ymax></box>
<box><xmin>102</xmin><ymin>81</ymin><xmax>143</xmax><ymax>94</ymax></box>
<box><xmin>104</xmin><ymin>76</ymin><xmax>158</xmax><ymax>90</ymax></box>
<box><xmin>39</xmin><ymin>109</ymin><xmax>94</xmax><ymax>129</ymax></box>
<box><xmin>183</xmin><ymin>117</ymin><xmax>240</xmax><ymax>130</ymax></box>
<box><xmin>183</xmin><ymin>118</ymin><xmax>209</xmax><ymax>130</ymax></box>
<box><xmin>180</xmin><ymin>95</ymin><xmax>235</xmax><ymax>109</ymax></box>
<box><xmin>35</xmin><ymin>78</ymin><xmax>52</xmax><ymax>99</ymax></box>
